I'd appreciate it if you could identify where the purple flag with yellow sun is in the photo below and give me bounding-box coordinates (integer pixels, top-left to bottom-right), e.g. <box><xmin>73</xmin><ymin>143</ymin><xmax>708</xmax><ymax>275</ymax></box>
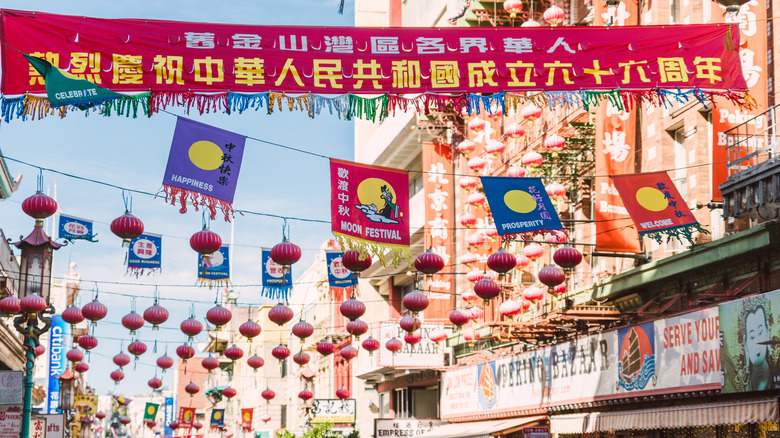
<box><xmin>481</xmin><ymin>176</ymin><xmax>563</xmax><ymax>237</ymax></box>
<box><xmin>162</xmin><ymin>117</ymin><xmax>246</xmax><ymax>222</ymax></box>
<box><xmin>611</xmin><ymin>171</ymin><xmax>708</xmax><ymax>245</ymax></box>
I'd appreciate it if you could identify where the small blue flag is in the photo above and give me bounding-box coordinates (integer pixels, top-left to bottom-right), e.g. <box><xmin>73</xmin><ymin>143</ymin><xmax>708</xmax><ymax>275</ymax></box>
<box><xmin>480</xmin><ymin>176</ymin><xmax>563</xmax><ymax>236</ymax></box>
<box><xmin>128</xmin><ymin>233</ymin><xmax>162</xmax><ymax>274</ymax></box>
<box><xmin>58</xmin><ymin>213</ymin><xmax>97</xmax><ymax>242</ymax></box>
<box><xmin>198</xmin><ymin>246</ymin><xmax>230</xmax><ymax>287</ymax></box>
<box><xmin>326</xmin><ymin>250</ymin><xmax>357</xmax><ymax>288</ymax></box>
<box><xmin>209</xmin><ymin>409</ymin><xmax>225</xmax><ymax>428</ymax></box>
<box><xmin>261</xmin><ymin>248</ymin><xmax>292</xmax><ymax>302</ymax></box>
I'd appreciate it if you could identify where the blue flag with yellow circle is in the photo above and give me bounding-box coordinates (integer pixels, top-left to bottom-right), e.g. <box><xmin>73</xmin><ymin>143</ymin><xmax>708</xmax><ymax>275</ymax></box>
<box><xmin>210</xmin><ymin>409</ymin><xmax>225</xmax><ymax>428</ymax></box>
<box><xmin>480</xmin><ymin>176</ymin><xmax>563</xmax><ymax>236</ymax></box>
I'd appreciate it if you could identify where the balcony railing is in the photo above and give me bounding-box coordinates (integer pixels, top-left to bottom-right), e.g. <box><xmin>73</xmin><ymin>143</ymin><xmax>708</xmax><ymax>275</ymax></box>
<box><xmin>725</xmin><ymin>104</ymin><xmax>780</xmax><ymax>178</ymax></box>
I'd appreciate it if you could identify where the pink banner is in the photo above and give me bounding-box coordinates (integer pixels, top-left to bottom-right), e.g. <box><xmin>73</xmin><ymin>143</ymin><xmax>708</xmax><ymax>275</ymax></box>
<box><xmin>1</xmin><ymin>9</ymin><xmax>746</xmax><ymax>95</ymax></box>
<box><xmin>330</xmin><ymin>158</ymin><xmax>410</xmax><ymax>264</ymax></box>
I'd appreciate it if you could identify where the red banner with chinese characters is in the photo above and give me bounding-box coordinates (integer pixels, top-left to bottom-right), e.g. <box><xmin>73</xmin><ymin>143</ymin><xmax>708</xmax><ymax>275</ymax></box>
<box><xmin>611</xmin><ymin>171</ymin><xmax>706</xmax><ymax>244</ymax></box>
<box><xmin>0</xmin><ymin>9</ymin><xmax>746</xmax><ymax>95</ymax></box>
<box><xmin>330</xmin><ymin>158</ymin><xmax>410</xmax><ymax>265</ymax></box>
<box><xmin>710</xmin><ymin>2</ymin><xmax>767</xmax><ymax>202</ymax></box>
<box><xmin>422</xmin><ymin>142</ymin><xmax>454</xmax><ymax>316</ymax></box>
<box><xmin>178</xmin><ymin>407</ymin><xmax>195</xmax><ymax>428</ymax></box>
<box><xmin>240</xmin><ymin>408</ymin><xmax>253</xmax><ymax>430</ymax></box>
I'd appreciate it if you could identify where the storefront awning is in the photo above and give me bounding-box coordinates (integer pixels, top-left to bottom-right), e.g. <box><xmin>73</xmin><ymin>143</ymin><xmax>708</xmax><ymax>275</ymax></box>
<box><xmin>420</xmin><ymin>416</ymin><xmax>545</xmax><ymax>438</ymax></box>
<box><xmin>551</xmin><ymin>398</ymin><xmax>778</xmax><ymax>434</ymax></box>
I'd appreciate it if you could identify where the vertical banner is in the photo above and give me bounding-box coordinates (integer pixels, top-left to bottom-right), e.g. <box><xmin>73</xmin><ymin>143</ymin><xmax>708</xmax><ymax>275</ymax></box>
<box><xmin>329</xmin><ymin>158</ymin><xmax>410</xmax><ymax>266</ymax></box>
<box><xmin>209</xmin><ymin>409</ymin><xmax>225</xmax><ymax>428</ymax></box>
<box><xmin>325</xmin><ymin>250</ymin><xmax>357</xmax><ymax>288</ymax></box>
<box><xmin>72</xmin><ymin>395</ymin><xmax>97</xmax><ymax>438</ymax></box>
<box><xmin>46</xmin><ymin>315</ymin><xmax>70</xmax><ymax>414</ymax></box>
<box><xmin>128</xmin><ymin>233</ymin><xmax>162</xmax><ymax>274</ymax></box>
<box><xmin>163</xmin><ymin>397</ymin><xmax>174</xmax><ymax>437</ymax></box>
<box><xmin>261</xmin><ymin>248</ymin><xmax>292</xmax><ymax>302</ymax></box>
<box><xmin>711</xmin><ymin>1</ymin><xmax>767</xmax><ymax>201</ymax></box>
<box><xmin>197</xmin><ymin>246</ymin><xmax>230</xmax><ymax>287</ymax></box>
<box><xmin>480</xmin><ymin>177</ymin><xmax>564</xmax><ymax>234</ymax></box>
<box><xmin>593</xmin><ymin>0</ymin><xmax>641</xmax><ymax>254</ymax></box>
<box><xmin>57</xmin><ymin>214</ymin><xmax>96</xmax><ymax>242</ymax></box>
<box><xmin>143</xmin><ymin>403</ymin><xmax>159</xmax><ymax>422</ymax></box>
<box><xmin>720</xmin><ymin>289</ymin><xmax>780</xmax><ymax>393</ymax></box>
<box><xmin>162</xmin><ymin>117</ymin><xmax>247</xmax><ymax>221</ymax></box>
<box><xmin>178</xmin><ymin>407</ymin><xmax>195</xmax><ymax>429</ymax></box>
<box><xmin>422</xmin><ymin>142</ymin><xmax>454</xmax><ymax>308</ymax></box>
<box><xmin>110</xmin><ymin>395</ymin><xmax>132</xmax><ymax>438</ymax></box>
<box><xmin>240</xmin><ymin>408</ymin><xmax>253</xmax><ymax>430</ymax></box>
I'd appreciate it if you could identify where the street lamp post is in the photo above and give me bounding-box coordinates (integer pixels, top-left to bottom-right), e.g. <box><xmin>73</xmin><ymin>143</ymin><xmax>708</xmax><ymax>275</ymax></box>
<box><xmin>13</xmin><ymin>189</ymin><xmax>63</xmax><ymax>438</ymax></box>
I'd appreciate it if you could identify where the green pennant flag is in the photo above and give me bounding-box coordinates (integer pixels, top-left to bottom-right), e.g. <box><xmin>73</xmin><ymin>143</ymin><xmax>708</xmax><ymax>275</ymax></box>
<box><xmin>23</xmin><ymin>54</ymin><xmax>121</xmax><ymax>109</ymax></box>
<box><xmin>143</xmin><ymin>402</ymin><xmax>159</xmax><ymax>422</ymax></box>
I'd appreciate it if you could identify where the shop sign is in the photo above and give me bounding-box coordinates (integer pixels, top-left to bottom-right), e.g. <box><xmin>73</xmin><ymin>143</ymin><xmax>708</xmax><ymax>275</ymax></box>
<box><xmin>379</xmin><ymin>323</ymin><xmax>444</xmax><ymax>368</ymax></box>
<box><xmin>523</xmin><ymin>427</ymin><xmax>549</xmax><ymax>438</ymax></box>
<box><xmin>0</xmin><ymin>406</ymin><xmax>23</xmax><ymax>438</ymax></box>
<box><xmin>615</xmin><ymin>322</ymin><xmax>657</xmax><ymax>393</ymax></box>
<box><xmin>0</xmin><ymin>372</ymin><xmax>23</xmax><ymax>405</ymax></box>
<box><xmin>30</xmin><ymin>417</ymin><xmax>46</xmax><ymax>438</ymax></box>
<box><xmin>375</xmin><ymin>419</ymin><xmax>443</xmax><ymax>437</ymax></box>
<box><xmin>309</xmin><ymin>399</ymin><xmax>356</xmax><ymax>424</ymax></box>
<box><xmin>655</xmin><ymin>307</ymin><xmax>720</xmax><ymax>389</ymax></box>
<box><xmin>720</xmin><ymin>289</ymin><xmax>780</xmax><ymax>393</ymax></box>
<box><xmin>33</xmin><ymin>414</ymin><xmax>64</xmax><ymax>438</ymax></box>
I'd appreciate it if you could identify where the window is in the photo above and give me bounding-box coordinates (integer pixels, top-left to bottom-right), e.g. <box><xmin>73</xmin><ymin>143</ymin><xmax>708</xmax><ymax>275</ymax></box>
<box><xmin>281</xmin><ymin>358</ymin><xmax>288</xmax><ymax>377</ymax></box>
<box><xmin>670</xmin><ymin>0</ymin><xmax>681</xmax><ymax>24</ymax></box>
<box><xmin>393</xmin><ymin>388</ymin><xmax>410</xmax><ymax>417</ymax></box>
<box><xmin>280</xmin><ymin>405</ymin><xmax>287</xmax><ymax>427</ymax></box>
<box><xmin>412</xmin><ymin>388</ymin><xmax>439</xmax><ymax>418</ymax></box>
<box><xmin>409</xmin><ymin>172</ymin><xmax>423</xmax><ymax>196</ymax></box>
<box><xmin>666</xmin><ymin>127</ymin><xmax>687</xmax><ymax>253</ymax></box>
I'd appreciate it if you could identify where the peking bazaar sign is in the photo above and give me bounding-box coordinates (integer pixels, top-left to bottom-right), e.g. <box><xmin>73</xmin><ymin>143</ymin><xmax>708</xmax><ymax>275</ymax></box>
<box><xmin>441</xmin><ymin>307</ymin><xmax>722</xmax><ymax>420</ymax></box>
<box><xmin>0</xmin><ymin>9</ymin><xmax>747</xmax><ymax>96</ymax></box>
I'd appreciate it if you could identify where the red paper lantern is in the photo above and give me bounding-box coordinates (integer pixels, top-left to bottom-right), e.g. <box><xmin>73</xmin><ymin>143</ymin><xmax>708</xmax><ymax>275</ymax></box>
<box><xmin>110</xmin><ymin>370</ymin><xmax>124</xmax><ymax>383</ymax></box>
<box><xmin>180</xmin><ymin>317</ymin><xmax>203</xmax><ymax>339</ymax></box>
<box><xmin>66</xmin><ymin>349</ymin><xmax>84</xmax><ymax>363</ymax></box>
<box><xmin>505</xmin><ymin>123</ymin><xmax>525</xmax><ymax>138</ymax></box>
<box><xmin>22</xmin><ymin>191</ymin><xmax>57</xmax><ymax>220</ymax></box>
<box><xmin>148</xmin><ymin>377</ymin><xmax>162</xmax><ymax>390</ymax></box>
<box><xmin>268</xmin><ymin>303</ymin><xmax>294</xmax><ymax>326</ymax></box>
<box><xmin>469</xmin><ymin>306</ymin><xmax>484</xmax><ymax>320</ymax></box>
<box><xmin>546</xmin><ymin>182</ymin><xmax>567</xmax><ymax>201</ymax></box>
<box><xmin>247</xmin><ymin>354</ymin><xmax>265</xmax><ymax>371</ymax></box>
<box><xmin>20</xmin><ymin>294</ymin><xmax>47</xmax><ymax>314</ymax></box>
<box><xmin>385</xmin><ymin>338</ymin><xmax>403</xmax><ymax>354</ymax></box>
<box><xmin>78</xmin><ymin>335</ymin><xmax>98</xmax><ymax>351</ymax></box>
<box><xmin>487</xmin><ymin>249</ymin><xmax>517</xmax><ymax>276</ymax></box>
<box><xmin>206</xmin><ymin>304</ymin><xmax>232</xmax><ymax>329</ymax></box>
<box><xmin>461</xmin><ymin>289</ymin><xmax>479</xmax><ymax>305</ymax></box>
<box><xmin>362</xmin><ymin>337</ymin><xmax>380</xmax><ymax>354</ymax></box>
<box><xmin>486</xmin><ymin>140</ymin><xmax>506</xmax><ymax>155</ymax></box>
<box><xmin>464</xmin><ymin>329</ymin><xmax>481</xmax><ymax>342</ymax></box>
<box><xmin>459</xmin><ymin>213</ymin><xmax>477</xmax><ymax>228</ymax></box>
<box><xmin>0</xmin><ymin>296</ymin><xmax>21</xmax><ymax>316</ymax></box>
<box><xmin>193</xmin><ymin>422</ymin><xmax>203</xmax><ymax>430</ymax></box>
<box><xmin>224</xmin><ymin>345</ymin><xmax>244</xmax><ymax>361</ymax></box>
<box><xmin>293</xmin><ymin>351</ymin><xmax>310</xmax><ymax>365</ymax></box>
<box><xmin>168</xmin><ymin>422</ymin><xmax>179</xmax><ymax>430</ymax></box>
<box><xmin>270</xmin><ymin>239</ymin><xmax>301</xmax><ymax>267</ymax></box>
<box><xmin>261</xmin><ymin>389</ymin><xmax>275</xmax><ymax>402</ymax></box>
<box><xmin>346</xmin><ymin>319</ymin><xmax>368</xmax><ymax>338</ymax></box>
<box><xmin>335</xmin><ymin>387</ymin><xmax>350</xmax><ymax>400</ymax></box>
<box><xmin>538</xmin><ymin>265</ymin><xmax>566</xmax><ymax>288</ymax></box>
<box><xmin>459</xmin><ymin>252</ymin><xmax>479</xmax><ymax>267</ymax></box>
<box><xmin>449</xmin><ymin>309</ymin><xmax>470</xmax><ymax>328</ymax></box>
<box><xmin>522</xmin><ymin>19</ymin><xmax>542</xmax><ymax>27</ymax></box>
<box><xmin>185</xmin><ymin>382</ymin><xmax>200</xmax><ymax>396</ymax></box>
<box><xmin>113</xmin><ymin>353</ymin><xmax>131</xmax><ymax>369</ymax></box>
<box><xmin>459</xmin><ymin>176</ymin><xmax>478</xmax><ymax>190</ymax></box>
<box><xmin>523</xmin><ymin>285</ymin><xmax>545</xmax><ymax>301</ymax></box>
<box><xmin>271</xmin><ymin>344</ymin><xmax>290</xmax><ymax>361</ymax></box>
<box><xmin>292</xmin><ymin>320</ymin><xmax>314</xmax><ymax>340</ymax></box>
<box><xmin>340</xmin><ymin>298</ymin><xmax>366</xmax><ymax>321</ymax></box>
<box><xmin>143</xmin><ymin>302</ymin><xmax>169</xmax><ymax>329</ymax></box>
<box><xmin>543</xmin><ymin>4</ymin><xmax>565</xmax><ymax>25</ymax></box>
<box><xmin>34</xmin><ymin>345</ymin><xmax>46</xmax><ymax>356</ymax></box>
<box><xmin>458</xmin><ymin>140</ymin><xmax>476</xmax><ymax>156</ymax></box>
<box><xmin>521</xmin><ymin>105</ymin><xmax>542</xmax><ymax>121</ymax></box>
<box><xmin>95</xmin><ymin>412</ymin><xmax>106</xmax><ymax>420</ymax></box>
<box><xmin>399</xmin><ymin>315</ymin><xmax>421</xmax><ymax>333</ymax></box>
<box><xmin>553</xmin><ymin>246</ymin><xmax>583</xmax><ymax>269</ymax></box>
<box><xmin>110</xmin><ymin>211</ymin><xmax>144</xmax><ymax>247</ymax></box>
<box><xmin>74</xmin><ymin>362</ymin><xmax>89</xmax><ymax>373</ymax></box>
<box><xmin>157</xmin><ymin>354</ymin><xmax>174</xmax><ymax>371</ymax></box>
<box><xmin>521</xmin><ymin>151</ymin><xmax>544</xmax><ymax>168</ymax></box>
<box><xmin>404</xmin><ymin>332</ymin><xmax>422</xmax><ymax>345</ymax></box>
<box><xmin>260</xmin><ymin>416</ymin><xmax>271</xmax><ymax>424</ymax></box>
<box><xmin>402</xmin><ymin>291</ymin><xmax>429</xmax><ymax>315</ymax></box>
<box><xmin>119</xmin><ymin>417</ymin><xmax>131</xmax><ymax>425</ymax></box>
<box><xmin>516</xmin><ymin>254</ymin><xmax>531</xmax><ymax>268</ymax></box>
<box><xmin>504</xmin><ymin>0</ymin><xmax>524</xmax><ymax>17</ymax></box>
<box><xmin>499</xmin><ymin>300</ymin><xmax>522</xmax><ymax>318</ymax></box>
<box><xmin>466</xmin><ymin>232</ymin><xmax>485</xmax><ymax>247</ymax></box>
<box><xmin>414</xmin><ymin>250</ymin><xmax>445</xmax><ymax>276</ymax></box>
<box><xmin>222</xmin><ymin>387</ymin><xmax>237</xmax><ymax>399</ymax></box>
<box><xmin>145</xmin><ymin>421</ymin><xmax>157</xmax><ymax>429</ymax></box>
<box><xmin>507</xmin><ymin>166</ymin><xmax>526</xmax><ymax>178</ymax></box>
<box><xmin>341</xmin><ymin>250</ymin><xmax>372</xmax><ymax>274</ymax></box>
<box><xmin>553</xmin><ymin>284</ymin><xmax>567</xmax><ymax>295</ymax></box>
<box><xmin>82</xmin><ymin>299</ymin><xmax>108</xmax><ymax>324</ymax></box>
<box><xmin>467</xmin><ymin>156</ymin><xmax>488</xmax><ymax>172</ymax></box>
<box><xmin>294</xmin><ymin>389</ymin><xmax>311</xmax><ymax>401</ymax></box>
<box><xmin>340</xmin><ymin>345</ymin><xmax>358</xmax><ymax>361</ymax></box>
<box><xmin>474</xmin><ymin>278</ymin><xmax>501</xmax><ymax>302</ymax></box>
<box><xmin>523</xmin><ymin>243</ymin><xmax>544</xmax><ymax>260</ymax></box>
<box><xmin>121</xmin><ymin>311</ymin><xmax>144</xmax><ymax>335</ymax></box>
<box><xmin>238</xmin><ymin>319</ymin><xmax>262</xmax><ymax>339</ymax></box>
<box><xmin>429</xmin><ymin>328</ymin><xmax>448</xmax><ymax>343</ymax></box>
<box><xmin>544</xmin><ymin>134</ymin><xmax>566</xmax><ymax>155</ymax></box>
<box><xmin>317</xmin><ymin>341</ymin><xmax>335</xmax><ymax>356</ymax></box>
<box><xmin>201</xmin><ymin>355</ymin><xmax>220</xmax><ymax>372</ymax></box>
<box><xmin>176</xmin><ymin>344</ymin><xmax>195</xmax><ymax>361</ymax></box>
<box><xmin>128</xmin><ymin>341</ymin><xmax>147</xmax><ymax>358</ymax></box>
<box><xmin>61</xmin><ymin>305</ymin><xmax>84</xmax><ymax>327</ymax></box>
<box><xmin>468</xmin><ymin>118</ymin><xmax>487</xmax><ymax>132</ymax></box>
<box><xmin>190</xmin><ymin>227</ymin><xmax>222</xmax><ymax>263</ymax></box>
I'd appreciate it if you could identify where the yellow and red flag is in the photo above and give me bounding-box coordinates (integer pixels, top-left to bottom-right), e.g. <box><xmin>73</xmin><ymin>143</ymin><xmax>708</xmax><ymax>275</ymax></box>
<box><xmin>240</xmin><ymin>409</ymin><xmax>253</xmax><ymax>430</ymax></box>
<box><xmin>611</xmin><ymin>171</ymin><xmax>708</xmax><ymax>245</ymax></box>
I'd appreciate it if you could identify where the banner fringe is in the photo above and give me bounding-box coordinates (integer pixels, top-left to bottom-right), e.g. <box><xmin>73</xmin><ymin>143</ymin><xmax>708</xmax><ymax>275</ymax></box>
<box><xmin>196</xmin><ymin>278</ymin><xmax>230</xmax><ymax>288</ymax></box>
<box><xmin>261</xmin><ymin>286</ymin><xmax>290</xmax><ymax>303</ymax></box>
<box><xmin>333</xmin><ymin>232</ymin><xmax>411</xmax><ymax>268</ymax></box>
<box><xmin>161</xmin><ymin>184</ymin><xmax>234</xmax><ymax>222</ymax></box>
<box><xmin>640</xmin><ymin>222</ymin><xmax>710</xmax><ymax>247</ymax></box>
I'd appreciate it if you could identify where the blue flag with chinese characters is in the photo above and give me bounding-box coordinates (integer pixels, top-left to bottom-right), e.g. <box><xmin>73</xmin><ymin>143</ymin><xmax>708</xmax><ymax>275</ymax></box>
<box><xmin>127</xmin><ymin>233</ymin><xmax>162</xmax><ymax>275</ymax></box>
<box><xmin>198</xmin><ymin>246</ymin><xmax>230</xmax><ymax>287</ymax></box>
<box><xmin>261</xmin><ymin>248</ymin><xmax>292</xmax><ymax>302</ymax></box>
<box><xmin>209</xmin><ymin>409</ymin><xmax>225</xmax><ymax>428</ymax></box>
<box><xmin>162</xmin><ymin>117</ymin><xmax>246</xmax><ymax>222</ymax></box>
<box><xmin>480</xmin><ymin>176</ymin><xmax>563</xmax><ymax>236</ymax></box>
<box><xmin>58</xmin><ymin>213</ymin><xmax>97</xmax><ymax>242</ymax></box>
<box><xmin>326</xmin><ymin>250</ymin><xmax>357</xmax><ymax>288</ymax></box>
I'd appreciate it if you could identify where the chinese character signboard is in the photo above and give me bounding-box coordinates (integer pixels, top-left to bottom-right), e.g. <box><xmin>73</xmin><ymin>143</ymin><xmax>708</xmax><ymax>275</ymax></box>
<box><xmin>30</xmin><ymin>417</ymin><xmax>46</xmax><ymax>438</ymax></box>
<box><xmin>46</xmin><ymin>316</ymin><xmax>70</xmax><ymax>414</ymax></box>
<box><xmin>127</xmin><ymin>233</ymin><xmax>162</xmax><ymax>274</ymax></box>
<box><xmin>57</xmin><ymin>214</ymin><xmax>96</xmax><ymax>242</ymax></box>
<box><xmin>163</xmin><ymin>398</ymin><xmax>175</xmax><ymax>437</ymax></box>
<box><xmin>310</xmin><ymin>399</ymin><xmax>356</xmax><ymax>424</ymax></box>
<box><xmin>261</xmin><ymin>248</ymin><xmax>292</xmax><ymax>301</ymax></box>
<box><xmin>325</xmin><ymin>250</ymin><xmax>357</xmax><ymax>288</ymax></box>
<box><xmin>0</xmin><ymin>11</ymin><xmax>746</xmax><ymax>97</ymax></box>
<box><xmin>379</xmin><ymin>322</ymin><xmax>444</xmax><ymax>368</ymax></box>
<box><xmin>33</xmin><ymin>414</ymin><xmax>64</xmax><ymax>438</ymax></box>
<box><xmin>481</xmin><ymin>176</ymin><xmax>563</xmax><ymax>236</ymax></box>
<box><xmin>375</xmin><ymin>419</ymin><xmax>443</xmax><ymax>438</ymax></box>
<box><xmin>422</xmin><ymin>142</ymin><xmax>454</xmax><ymax>308</ymax></box>
<box><xmin>330</xmin><ymin>158</ymin><xmax>410</xmax><ymax>266</ymax></box>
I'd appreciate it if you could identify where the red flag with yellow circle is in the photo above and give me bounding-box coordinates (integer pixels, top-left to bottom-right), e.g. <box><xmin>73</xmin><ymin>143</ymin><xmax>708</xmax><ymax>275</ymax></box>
<box><xmin>611</xmin><ymin>171</ymin><xmax>708</xmax><ymax>245</ymax></box>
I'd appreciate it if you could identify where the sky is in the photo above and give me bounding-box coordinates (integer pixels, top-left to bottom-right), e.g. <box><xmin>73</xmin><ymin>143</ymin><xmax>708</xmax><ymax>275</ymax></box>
<box><xmin>0</xmin><ymin>1</ymin><xmax>355</xmax><ymax>397</ymax></box>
